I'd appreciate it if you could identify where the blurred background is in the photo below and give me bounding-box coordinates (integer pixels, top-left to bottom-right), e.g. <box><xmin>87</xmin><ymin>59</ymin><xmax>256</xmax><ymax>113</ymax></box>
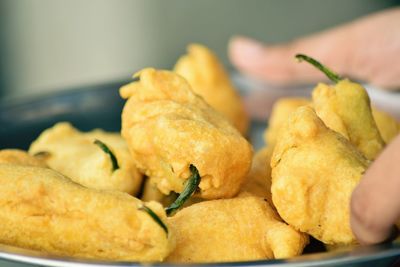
<box><xmin>0</xmin><ymin>0</ymin><xmax>398</xmax><ymax>100</ymax></box>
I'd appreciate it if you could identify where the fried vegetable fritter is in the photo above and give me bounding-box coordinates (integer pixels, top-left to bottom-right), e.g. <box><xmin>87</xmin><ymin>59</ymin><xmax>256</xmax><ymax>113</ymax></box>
<box><xmin>312</xmin><ymin>80</ymin><xmax>385</xmax><ymax>159</ymax></box>
<box><xmin>174</xmin><ymin>44</ymin><xmax>249</xmax><ymax>135</ymax></box>
<box><xmin>120</xmin><ymin>68</ymin><xmax>252</xmax><ymax>199</ymax></box>
<box><xmin>271</xmin><ymin>106</ymin><xmax>370</xmax><ymax>245</ymax></box>
<box><xmin>0</xmin><ymin>164</ymin><xmax>173</xmax><ymax>261</ymax></box>
<box><xmin>295</xmin><ymin>54</ymin><xmax>385</xmax><ymax>160</ymax></box>
<box><xmin>29</xmin><ymin>122</ymin><xmax>143</xmax><ymax>195</ymax></box>
<box><xmin>166</xmin><ymin>196</ymin><xmax>308</xmax><ymax>263</ymax></box>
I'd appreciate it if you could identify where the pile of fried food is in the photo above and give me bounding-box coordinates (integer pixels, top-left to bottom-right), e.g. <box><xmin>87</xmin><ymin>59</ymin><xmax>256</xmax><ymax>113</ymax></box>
<box><xmin>1</xmin><ymin>45</ymin><xmax>399</xmax><ymax>263</ymax></box>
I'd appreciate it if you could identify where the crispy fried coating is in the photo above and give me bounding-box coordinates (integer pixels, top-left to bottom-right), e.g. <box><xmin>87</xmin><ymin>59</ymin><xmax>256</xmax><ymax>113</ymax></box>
<box><xmin>120</xmin><ymin>68</ymin><xmax>253</xmax><ymax>199</ymax></box>
<box><xmin>239</xmin><ymin>147</ymin><xmax>273</xmax><ymax>204</ymax></box>
<box><xmin>312</xmin><ymin>80</ymin><xmax>385</xmax><ymax>159</ymax></box>
<box><xmin>271</xmin><ymin>106</ymin><xmax>370</xmax><ymax>245</ymax></box>
<box><xmin>372</xmin><ymin>108</ymin><xmax>400</xmax><ymax>144</ymax></box>
<box><xmin>0</xmin><ymin>164</ymin><xmax>173</xmax><ymax>261</ymax></box>
<box><xmin>141</xmin><ymin>178</ymin><xmax>177</xmax><ymax>207</ymax></box>
<box><xmin>174</xmin><ymin>44</ymin><xmax>249</xmax><ymax>135</ymax></box>
<box><xmin>263</xmin><ymin>98</ymin><xmax>310</xmax><ymax>147</ymax></box>
<box><xmin>166</xmin><ymin>196</ymin><xmax>308</xmax><ymax>263</ymax></box>
<box><xmin>29</xmin><ymin>122</ymin><xmax>142</xmax><ymax>195</ymax></box>
<box><xmin>0</xmin><ymin>149</ymin><xmax>47</xmax><ymax>167</ymax></box>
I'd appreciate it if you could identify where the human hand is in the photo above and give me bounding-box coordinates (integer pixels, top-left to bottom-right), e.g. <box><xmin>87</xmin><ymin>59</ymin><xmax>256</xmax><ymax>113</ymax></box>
<box><xmin>350</xmin><ymin>135</ymin><xmax>400</xmax><ymax>245</ymax></box>
<box><xmin>229</xmin><ymin>8</ymin><xmax>400</xmax><ymax>90</ymax></box>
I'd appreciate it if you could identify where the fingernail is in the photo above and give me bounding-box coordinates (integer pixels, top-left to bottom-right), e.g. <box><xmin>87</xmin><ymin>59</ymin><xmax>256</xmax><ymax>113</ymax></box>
<box><xmin>229</xmin><ymin>36</ymin><xmax>265</xmax><ymax>66</ymax></box>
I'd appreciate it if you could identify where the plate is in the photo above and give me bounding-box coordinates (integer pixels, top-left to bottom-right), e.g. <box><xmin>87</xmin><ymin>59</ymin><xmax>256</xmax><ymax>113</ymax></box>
<box><xmin>0</xmin><ymin>78</ymin><xmax>399</xmax><ymax>267</ymax></box>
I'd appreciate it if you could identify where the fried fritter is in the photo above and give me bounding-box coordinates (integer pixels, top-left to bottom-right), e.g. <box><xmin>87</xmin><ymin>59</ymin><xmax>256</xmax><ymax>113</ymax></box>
<box><xmin>263</xmin><ymin>98</ymin><xmax>310</xmax><ymax>147</ymax></box>
<box><xmin>120</xmin><ymin>68</ymin><xmax>253</xmax><ymax>199</ymax></box>
<box><xmin>0</xmin><ymin>149</ymin><xmax>47</xmax><ymax>167</ymax></box>
<box><xmin>372</xmin><ymin>108</ymin><xmax>400</xmax><ymax>144</ymax></box>
<box><xmin>239</xmin><ymin>147</ymin><xmax>273</xmax><ymax>204</ymax></box>
<box><xmin>312</xmin><ymin>80</ymin><xmax>385</xmax><ymax>160</ymax></box>
<box><xmin>29</xmin><ymin>122</ymin><xmax>143</xmax><ymax>195</ymax></box>
<box><xmin>166</xmin><ymin>196</ymin><xmax>308</xmax><ymax>263</ymax></box>
<box><xmin>174</xmin><ymin>44</ymin><xmax>249</xmax><ymax>135</ymax></box>
<box><xmin>271</xmin><ymin>106</ymin><xmax>370</xmax><ymax>245</ymax></box>
<box><xmin>0</xmin><ymin>164</ymin><xmax>173</xmax><ymax>261</ymax></box>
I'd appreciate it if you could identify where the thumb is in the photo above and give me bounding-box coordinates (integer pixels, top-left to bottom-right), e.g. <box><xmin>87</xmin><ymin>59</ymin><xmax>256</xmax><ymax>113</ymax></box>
<box><xmin>350</xmin><ymin>135</ymin><xmax>400</xmax><ymax>245</ymax></box>
<box><xmin>228</xmin><ymin>29</ymin><xmax>351</xmax><ymax>85</ymax></box>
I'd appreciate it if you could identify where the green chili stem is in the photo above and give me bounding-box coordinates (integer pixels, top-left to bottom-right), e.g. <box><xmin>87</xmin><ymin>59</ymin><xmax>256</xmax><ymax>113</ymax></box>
<box><xmin>165</xmin><ymin>164</ymin><xmax>201</xmax><ymax>216</ymax></box>
<box><xmin>94</xmin><ymin>139</ymin><xmax>119</xmax><ymax>171</ymax></box>
<box><xmin>295</xmin><ymin>54</ymin><xmax>342</xmax><ymax>83</ymax></box>
<box><xmin>139</xmin><ymin>205</ymin><xmax>168</xmax><ymax>235</ymax></box>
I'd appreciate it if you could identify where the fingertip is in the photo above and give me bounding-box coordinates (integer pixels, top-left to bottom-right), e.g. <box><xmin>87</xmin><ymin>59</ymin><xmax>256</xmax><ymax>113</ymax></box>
<box><xmin>228</xmin><ymin>36</ymin><xmax>293</xmax><ymax>83</ymax></box>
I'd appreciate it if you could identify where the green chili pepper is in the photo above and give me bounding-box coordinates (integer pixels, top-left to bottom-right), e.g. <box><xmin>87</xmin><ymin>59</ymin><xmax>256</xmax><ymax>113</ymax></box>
<box><xmin>295</xmin><ymin>54</ymin><xmax>342</xmax><ymax>83</ymax></box>
<box><xmin>94</xmin><ymin>139</ymin><xmax>119</xmax><ymax>171</ymax></box>
<box><xmin>165</xmin><ymin>164</ymin><xmax>201</xmax><ymax>216</ymax></box>
<box><xmin>139</xmin><ymin>205</ymin><xmax>168</xmax><ymax>235</ymax></box>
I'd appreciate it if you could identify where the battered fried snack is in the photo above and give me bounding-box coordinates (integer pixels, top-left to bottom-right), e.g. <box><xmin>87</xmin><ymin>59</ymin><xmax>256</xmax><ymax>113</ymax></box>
<box><xmin>239</xmin><ymin>147</ymin><xmax>273</xmax><ymax>204</ymax></box>
<box><xmin>297</xmin><ymin>54</ymin><xmax>385</xmax><ymax>160</ymax></box>
<box><xmin>263</xmin><ymin>98</ymin><xmax>310</xmax><ymax>147</ymax></box>
<box><xmin>29</xmin><ymin>122</ymin><xmax>143</xmax><ymax>195</ymax></box>
<box><xmin>271</xmin><ymin>106</ymin><xmax>370</xmax><ymax>245</ymax></box>
<box><xmin>174</xmin><ymin>44</ymin><xmax>249</xmax><ymax>135</ymax></box>
<box><xmin>166</xmin><ymin>196</ymin><xmax>308</xmax><ymax>263</ymax></box>
<box><xmin>120</xmin><ymin>68</ymin><xmax>252</xmax><ymax>199</ymax></box>
<box><xmin>0</xmin><ymin>164</ymin><xmax>173</xmax><ymax>261</ymax></box>
<box><xmin>0</xmin><ymin>149</ymin><xmax>47</xmax><ymax>167</ymax></box>
<box><xmin>372</xmin><ymin>108</ymin><xmax>400</xmax><ymax>144</ymax></box>
<box><xmin>312</xmin><ymin>82</ymin><xmax>385</xmax><ymax>160</ymax></box>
